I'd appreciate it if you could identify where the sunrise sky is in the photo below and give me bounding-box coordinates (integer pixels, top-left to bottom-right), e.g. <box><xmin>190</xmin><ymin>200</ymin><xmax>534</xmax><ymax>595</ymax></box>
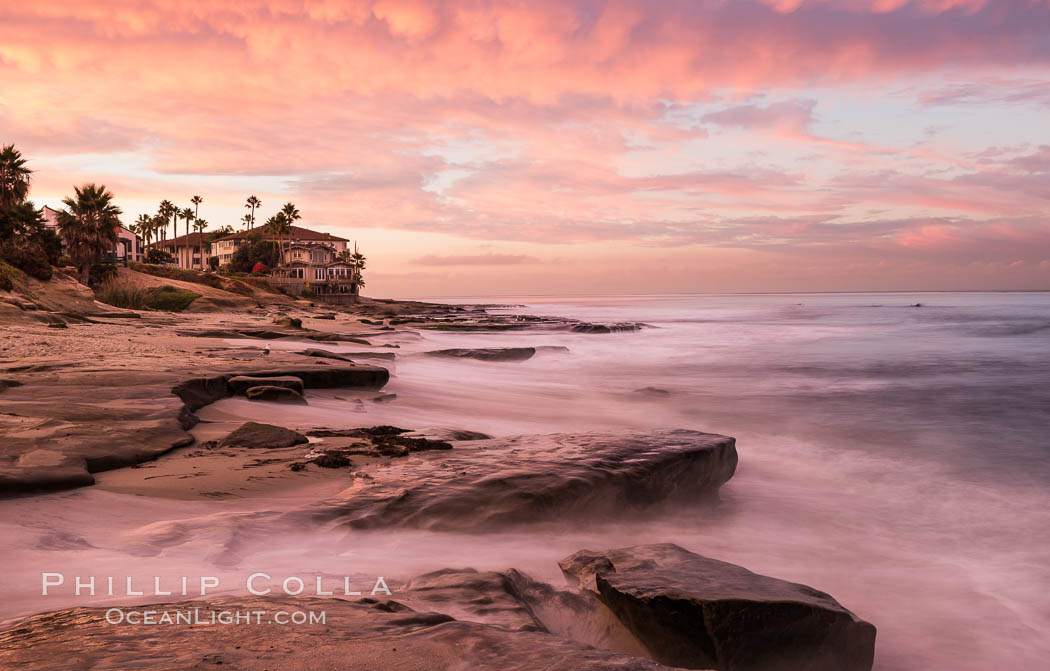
<box><xmin>2</xmin><ymin>0</ymin><xmax>1048</xmax><ymax>295</ymax></box>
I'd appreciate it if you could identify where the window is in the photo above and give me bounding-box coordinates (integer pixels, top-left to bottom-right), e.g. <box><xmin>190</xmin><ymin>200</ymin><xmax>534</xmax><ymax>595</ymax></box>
<box><xmin>315</xmin><ymin>268</ymin><xmax>326</xmax><ymax>280</ymax></box>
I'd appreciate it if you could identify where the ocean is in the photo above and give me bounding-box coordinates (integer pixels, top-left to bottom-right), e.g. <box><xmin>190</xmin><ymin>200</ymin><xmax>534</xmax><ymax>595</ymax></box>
<box><xmin>3</xmin><ymin>292</ymin><xmax>1048</xmax><ymax>669</ymax></box>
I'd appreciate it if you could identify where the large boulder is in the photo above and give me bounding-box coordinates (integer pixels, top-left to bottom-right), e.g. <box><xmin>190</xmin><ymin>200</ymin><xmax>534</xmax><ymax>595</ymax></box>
<box><xmin>228</xmin><ymin>375</ymin><xmax>305</xmax><ymax>396</ymax></box>
<box><xmin>559</xmin><ymin>544</ymin><xmax>876</xmax><ymax>671</ymax></box>
<box><xmin>218</xmin><ymin>422</ymin><xmax>308</xmax><ymax>449</ymax></box>
<box><xmin>245</xmin><ymin>385</ymin><xmax>307</xmax><ymax>404</ymax></box>
<box><xmin>306</xmin><ymin>430</ymin><xmax>736</xmax><ymax>530</ymax></box>
<box><xmin>424</xmin><ymin>347</ymin><xmax>536</xmax><ymax>362</ymax></box>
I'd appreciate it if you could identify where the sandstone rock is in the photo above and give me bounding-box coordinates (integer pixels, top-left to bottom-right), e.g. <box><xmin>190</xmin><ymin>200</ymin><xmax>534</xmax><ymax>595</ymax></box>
<box><xmin>633</xmin><ymin>387</ymin><xmax>671</xmax><ymax>397</ymax></box>
<box><xmin>403</xmin><ymin>568</ymin><xmax>545</xmax><ymax>631</ymax></box>
<box><xmin>296</xmin><ymin>348</ymin><xmax>396</xmax><ymax>361</ymax></box>
<box><xmin>307</xmin><ymin>430</ymin><xmax>736</xmax><ymax>530</ymax></box>
<box><xmin>218</xmin><ymin>422</ymin><xmax>308</xmax><ymax>449</ymax></box>
<box><xmin>228</xmin><ymin>374</ymin><xmax>305</xmax><ymax>396</ymax></box>
<box><xmin>306</xmin><ymin>333</ymin><xmax>371</xmax><ymax>344</ymax></box>
<box><xmin>0</xmin><ymin>596</ymin><xmax>678</xmax><ymax>670</ymax></box>
<box><xmin>559</xmin><ymin>544</ymin><xmax>876</xmax><ymax>671</ymax></box>
<box><xmin>310</xmin><ymin>450</ymin><xmax>351</xmax><ymax>468</ymax></box>
<box><xmin>315</xmin><ymin>312</ymin><xmax>337</xmax><ymax>320</ymax></box>
<box><xmin>272</xmin><ymin>316</ymin><xmax>303</xmax><ymax>328</ymax></box>
<box><xmin>424</xmin><ymin>347</ymin><xmax>536</xmax><ymax>362</ymax></box>
<box><xmin>570</xmin><ymin>322</ymin><xmax>642</xmax><ymax>334</ymax></box>
<box><xmin>245</xmin><ymin>385</ymin><xmax>308</xmax><ymax>404</ymax></box>
<box><xmin>296</xmin><ymin>348</ymin><xmax>354</xmax><ymax>361</ymax></box>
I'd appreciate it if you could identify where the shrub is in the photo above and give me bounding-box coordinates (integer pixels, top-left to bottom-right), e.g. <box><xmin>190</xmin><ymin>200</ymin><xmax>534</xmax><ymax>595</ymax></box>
<box><xmin>146</xmin><ymin>248</ymin><xmax>174</xmax><ymax>265</ymax></box>
<box><xmin>34</xmin><ymin>227</ymin><xmax>64</xmax><ymax>266</ymax></box>
<box><xmin>88</xmin><ymin>262</ymin><xmax>118</xmax><ymax>287</ymax></box>
<box><xmin>95</xmin><ymin>276</ymin><xmax>148</xmax><ymax>309</ymax></box>
<box><xmin>146</xmin><ymin>285</ymin><xmax>201</xmax><ymax>311</ymax></box>
<box><xmin>229</xmin><ymin>239</ymin><xmax>279</xmax><ymax>273</ymax></box>
<box><xmin>57</xmin><ymin>254</ymin><xmax>73</xmax><ymax>268</ymax></box>
<box><xmin>0</xmin><ymin>260</ymin><xmax>24</xmax><ymax>292</ymax></box>
<box><xmin>0</xmin><ymin>241</ymin><xmax>52</xmax><ymax>281</ymax></box>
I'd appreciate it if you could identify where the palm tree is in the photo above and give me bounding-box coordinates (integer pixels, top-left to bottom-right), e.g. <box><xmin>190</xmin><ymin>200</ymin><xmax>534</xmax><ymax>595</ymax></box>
<box><xmin>265</xmin><ymin>212</ymin><xmax>291</xmax><ymax>266</ymax></box>
<box><xmin>179</xmin><ymin>207</ymin><xmax>195</xmax><ymax>268</ymax></box>
<box><xmin>245</xmin><ymin>196</ymin><xmax>261</xmax><ymax>229</ymax></box>
<box><xmin>149</xmin><ymin>214</ymin><xmax>165</xmax><ymax>249</ymax></box>
<box><xmin>158</xmin><ymin>200</ymin><xmax>176</xmax><ymax>243</ymax></box>
<box><xmin>133</xmin><ymin>213</ymin><xmax>153</xmax><ymax>260</ymax></box>
<box><xmin>280</xmin><ymin>202</ymin><xmax>300</xmax><ymax>230</ymax></box>
<box><xmin>0</xmin><ymin>144</ymin><xmax>32</xmax><ymax>210</ymax></box>
<box><xmin>57</xmin><ymin>184</ymin><xmax>122</xmax><ymax>283</ymax></box>
<box><xmin>194</xmin><ymin>219</ymin><xmax>210</xmax><ymax>265</ymax></box>
<box><xmin>240</xmin><ymin>213</ymin><xmax>253</xmax><ymax>229</ymax></box>
<box><xmin>191</xmin><ymin>195</ymin><xmax>203</xmax><ymax>219</ymax></box>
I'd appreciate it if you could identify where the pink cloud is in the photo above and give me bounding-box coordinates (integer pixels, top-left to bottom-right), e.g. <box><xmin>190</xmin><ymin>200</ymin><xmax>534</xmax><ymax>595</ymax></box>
<box><xmin>2</xmin><ymin>0</ymin><xmax>1048</xmax><ymax>292</ymax></box>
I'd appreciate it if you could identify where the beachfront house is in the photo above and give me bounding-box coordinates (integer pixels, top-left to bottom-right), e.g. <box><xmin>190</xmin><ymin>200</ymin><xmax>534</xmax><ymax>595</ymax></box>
<box><xmin>152</xmin><ymin>232</ymin><xmax>210</xmax><ymax>270</ymax></box>
<box><xmin>42</xmin><ymin>205</ymin><xmax>145</xmax><ymax>263</ymax></box>
<box><xmin>268</xmin><ymin>242</ymin><xmax>361</xmax><ymax>304</ymax></box>
<box><xmin>208</xmin><ymin>225</ymin><xmax>359</xmax><ymax>303</ymax></box>
<box><xmin>210</xmin><ymin>225</ymin><xmax>349</xmax><ymax>266</ymax></box>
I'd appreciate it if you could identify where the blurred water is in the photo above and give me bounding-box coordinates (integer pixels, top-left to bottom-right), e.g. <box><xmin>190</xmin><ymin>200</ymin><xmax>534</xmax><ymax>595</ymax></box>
<box><xmin>2</xmin><ymin>292</ymin><xmax>1048</xmax><ymax>670</ymax></box>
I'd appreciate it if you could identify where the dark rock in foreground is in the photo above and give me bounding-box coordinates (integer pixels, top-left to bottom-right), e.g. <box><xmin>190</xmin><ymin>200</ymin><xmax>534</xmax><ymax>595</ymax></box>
<box><xmin>0</xmin><ymin>596</ymin><xmax>678</xmax><ymax>671</ymax></box>
<box><xmin>560</xmin><ymin>543</ymin><xmax>876</xmax><ymax>671</ymax></box>
<box><xmin>425</xmin><ymin>347</ymin><xmax>536</xmax><ymax>362</ymax></box>
<box><xmin>219</xmin><ymin>422</ymin><xmax>309</xmax><ymax>449</ymax></box>
<box><xmin>308</xmin><ymin>430</ymin><xmax>736</xmax><ymax>530</ymax></box>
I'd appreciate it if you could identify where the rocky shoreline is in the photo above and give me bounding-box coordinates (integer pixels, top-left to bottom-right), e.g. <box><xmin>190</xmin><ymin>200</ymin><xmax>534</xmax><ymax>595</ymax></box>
<box><xmin>0</xmin><ymin>281</ymin><xmax>877</xmax><ymax>670</ymax></box>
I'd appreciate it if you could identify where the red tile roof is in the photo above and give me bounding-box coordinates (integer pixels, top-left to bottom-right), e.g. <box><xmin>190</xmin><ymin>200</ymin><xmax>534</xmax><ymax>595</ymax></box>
<box><xmin>213</xmin><ymin>225</ymin><xmax>348</xmax><ymax>243</ymax></box>
<box><xmin>150</xmin><ymin>232</ymin><xmax>209</xmax><ymax>248</ymax></box>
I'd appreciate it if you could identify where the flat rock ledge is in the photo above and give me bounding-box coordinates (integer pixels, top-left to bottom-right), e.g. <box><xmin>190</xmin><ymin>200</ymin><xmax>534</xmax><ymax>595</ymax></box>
<box><xmin>0</xmin><ymin>359</ymin><xmax>389</xmax><ymax>497</ymax></box>
<box><xmin>560</xmin><ymin>543</ymin><xmax>877</xmax><ymax>671</ymax></box>
<box><xmin>0</xmin><ymin>596</ymin><xmax>679</xmax><ymax>671</ymax></box>
<box><xmin>0</xmin><ymin>547</ymin><xmax>874</xmax><ymax>671</ymax></box>
<box><xmin>424</xmin><ymin>347</ymin><xmax>537</xmax><ymax>362</ymax></box>
<box><xmin>172</xmin><ymin>365</ymin><xmax>390</xmax><ymax>428</ymax></box>
<box><xmin>306</xmin><ymin>429</ymin><xmax>737</xmax><ymax>530</ymax></box>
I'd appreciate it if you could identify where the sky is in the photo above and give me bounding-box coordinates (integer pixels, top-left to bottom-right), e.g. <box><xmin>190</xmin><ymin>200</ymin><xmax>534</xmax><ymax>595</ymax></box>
<box><xmin>1</xmin><ymin>0</ymin><xmax>1049</xmax><ymax>296</ymax></box>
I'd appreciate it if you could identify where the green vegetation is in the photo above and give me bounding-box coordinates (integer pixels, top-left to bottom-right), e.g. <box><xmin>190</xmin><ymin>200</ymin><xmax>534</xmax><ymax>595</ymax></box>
<box><xmin>95</xmin><ymin>275</ymin><xmax>148</xmax><ymax>309</ymax></box>
<box><xmin>0</xmin><ymin>260</ymin><xmax>25</xmax><ymax>292</ymax></box>
<box><xmin>128</xmin><ymin>261</ymin><xmax>257</xmax><ymax>296</ymax></box>
<box><xmin>146</xmin><ymin>248</ymin><xmax>174</xmax><ymax>265</ymax></box>
<box><xmin>228</xmin><ymin>236</ymin><xmax>280</xmax><ymax>273</ymax></box>
<box><xmin>148</xmin><ymin>285</ymin><xmax>201</xmax><ymax>311</ymax></box>
<box><xmin>95</xmin><ymin>276</ymin><xmax>200</xmax><ymax>311</ymax></box>
<box><xmin>129</xmin><ymin>261</ymin><xmax>225</xmax><ymax>289</ymax></box>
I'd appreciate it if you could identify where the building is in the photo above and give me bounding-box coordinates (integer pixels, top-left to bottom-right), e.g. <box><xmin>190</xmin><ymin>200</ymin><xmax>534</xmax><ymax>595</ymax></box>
<box><xmin>42</xmin><ymin>205</ymin><xmax>144</xmax><ymax>263</ymax></box>
<box><xmin>210</xmin><ymin>226</ymin><xmax>349</xmax><ymax>267</ymax></box>
<box><xmin>269</xmin><ymin>242</ymin><xmax>361</xmax><ymax>303</ymax></box>
<box><xmin>153</xmin><ymin>232</ymin><xmax>210</xmax><ymax>270</ymax></box>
